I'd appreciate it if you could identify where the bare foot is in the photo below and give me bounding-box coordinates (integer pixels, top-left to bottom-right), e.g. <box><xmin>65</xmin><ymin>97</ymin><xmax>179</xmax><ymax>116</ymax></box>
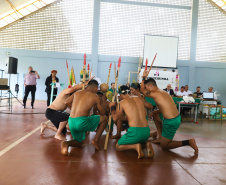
<box><xmin>149</xmin><ymin>131</ymin><xmax>157</xmax><ymax>139</ymax></box>
<box><xmin>111</xmin><ymin>134</ymin><xmax>121</xmax><ymax>139</ymax></box>
<box><xmin>152</xmin><ymin>138</ymin><xmax>161</xmax><ymax>144</ymax></box>
<box><xmin>146</xmin><ymin>142</ymin><xmax>154</xmax><ymax>158</ymax></box>
<box><xmin>61</xmin><ymin>141</ymin><xmax>69</xmax><ymax>155</ymax></box>
<box><xmin>55</xmin><ymin>134</ymin><xmax>67</xmax><ymax>141</ymax></box>
<box><xmin>189</xmin><ymin>138</ymin><xmax>198</xmax><ymax>154</ymax></box>
<box><xmin>91</xmin><ymin>140</ymin><xmax>100</xmax><ymax>150</ymax></box>
<box><xmin>136</xmin><ymin>143</ymin><xmax>144</xmax><ymax>159</ymax></box>
<box><xmin>40</xmin><ymin>122</ymin><xmax>47</xmax><ymax>134</ymax></box>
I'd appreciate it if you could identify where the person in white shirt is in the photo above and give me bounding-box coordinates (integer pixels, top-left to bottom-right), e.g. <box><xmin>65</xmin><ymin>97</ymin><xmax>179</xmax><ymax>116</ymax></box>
<box><xmin>184</xmin><ymin>85</ymin><xmax>192</xmax><ymax>96</ymax></box>
<box><xmin>176</xmin><ymin>86</ymin><xmax>186</xmax><ymax>96</ymax></box>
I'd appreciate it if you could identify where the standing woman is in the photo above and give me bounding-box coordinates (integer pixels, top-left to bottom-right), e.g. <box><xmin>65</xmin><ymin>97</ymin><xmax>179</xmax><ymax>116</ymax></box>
<box><xmin>45</xmin><ymin>70</ymin><xmax>59</xmax><ymax>106</ymax></box>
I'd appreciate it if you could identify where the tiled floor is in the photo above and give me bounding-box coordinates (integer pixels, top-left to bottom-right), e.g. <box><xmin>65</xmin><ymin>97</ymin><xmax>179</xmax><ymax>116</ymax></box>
<box><xmin>0</xmin><ymin>100</ymin><xmax>226</xmax><ymax>185</ymax></box>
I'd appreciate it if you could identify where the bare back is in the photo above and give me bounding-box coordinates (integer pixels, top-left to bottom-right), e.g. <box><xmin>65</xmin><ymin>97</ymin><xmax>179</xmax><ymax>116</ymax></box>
<box><xmin>70</xmin><ymin>90</ymin><xmax>100</xmax><ymax>118</ymax></box>
<box><xmin>121</xmin><ymin>96</ymin><xmax>148</xmax><ymax>127</ymax></box>
<box><xmin>150</xmin><ymin>89</ymin><xmax>179</xmax><ymax>119</ymax></box>
<box><xmin>48</xmin><ymin>89</ymin><xmax>70</xmax><ymax>111</ymax></box>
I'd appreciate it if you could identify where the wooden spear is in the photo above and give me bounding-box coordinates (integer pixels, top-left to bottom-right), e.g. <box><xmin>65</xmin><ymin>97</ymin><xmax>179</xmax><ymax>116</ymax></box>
<box><xmin>90</xmin><ymin>68</ymin><xmax>92</xmax><ymax>79</ymax></box>
<box><xmin>104</xmin><ymin>57</ymin><xmax>121</xmax><ymax>150</ymax></box>
<box><xmin>137</xmin><ymin>56</ymin><xmax>142</xmax><ymax>83</ymax></box>
<box><xmin>147</xmin><ymin>53</ymin><xmax>157</xmax><ymax>75</ymax></box>
<box><xmin>107</xmin><ymin>63</ymin><xmax>112</xmax><ymax>85</ymax></box>
<box><xmin>66</xmin><ymin>60</ymin><xmax>70</xmax><ymax>87</ymax></box>
<box><xmin>87</xmin><ymin>63</ymin><xmax>90</xmax><ymax>79</ymax></box>
<box><xmin>82</xmin><ymin>53</ymin><xmax>87</xmax><ymax>90</ymax></box>
<box><xmin>72</xmin><ymin>66</ymin><xmax>76</xmax><ymax>85</ymax></box>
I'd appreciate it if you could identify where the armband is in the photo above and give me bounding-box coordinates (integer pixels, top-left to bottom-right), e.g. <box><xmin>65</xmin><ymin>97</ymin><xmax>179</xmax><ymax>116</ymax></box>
<box><xmin>111</xmin><ymin>106</ymin><xmax>116</xmax><ymax>111</ymax></box>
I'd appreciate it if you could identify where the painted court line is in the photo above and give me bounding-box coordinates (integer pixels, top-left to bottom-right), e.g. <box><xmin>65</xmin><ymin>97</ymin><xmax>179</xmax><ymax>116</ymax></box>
<box><xmin>0</xmin><ymin>126</ymin><xmax>41</xmax><ymax>157</ymax></box>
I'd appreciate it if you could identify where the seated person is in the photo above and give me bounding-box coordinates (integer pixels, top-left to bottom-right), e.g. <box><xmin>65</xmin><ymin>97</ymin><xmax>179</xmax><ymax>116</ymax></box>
<box><xmin>208</xmin><ymin>87</ymin><xmax>217</xmax><ymax>100</ymax></box>
<box><xmin>176</xmin><ymin>86</ymin><xmax>186</xmax><ymax>97</ymax></box>
<box><xmin>193</xmin><ymin>86</ymin><xmax>203</xmax><ymax>98</ymax></box>
<box><xmin>141</xmin><ymin>71</ymin><xmax>198</xmax><ymax>155</ymax></box>
<box><xmin>108</xmin><ymin>82</ymin><xmax>115</xmax><ymax>93</ymax></box>
<box><xmin>61</xmin><ymin>80</ymin><xmax>108</xmax><ymax>155</ymax></box>
<box><xmin>183</xmin><ymin>85</ymin><xmax>193</xmax><ymax>112</ymax></box>
<box><xmin>163</xmin><ymin>84</ymin><xmax>175</xmax><ymax>96</ymax></box>
<box><xmin>184</xmin><ymin>85</ymin><xmax>192</xmax><ymax>96</ymax></box>
<box><xmin>110</xmin><ymin>85</ymin><xmax>154</xmax><ymax>159</ymax></box>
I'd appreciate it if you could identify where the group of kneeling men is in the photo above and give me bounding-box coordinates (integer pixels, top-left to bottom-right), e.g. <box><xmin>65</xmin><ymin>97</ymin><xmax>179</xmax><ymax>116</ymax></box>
<box><xmin>41</xmin><ymin>71</ymin><xmax>198</xmax><ymax>159</ymax></box>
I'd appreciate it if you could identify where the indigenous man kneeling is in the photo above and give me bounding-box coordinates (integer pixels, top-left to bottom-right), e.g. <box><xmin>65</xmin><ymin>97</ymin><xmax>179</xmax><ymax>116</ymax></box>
<box><xmin>61</xmin><ymin>80</ymin><xmax>108</xmax><ymax>155</ymax></box>
<box><xmin>41</xmin><ymin>83</ymin><xmax>87</xmax><ymax>140</ymax></box>
<box><xmin>141</xmin><ymin>71</ymin><xmax>198</xmax><ymax>154</ymax></box>
<box><xmin>109</xmin><ymin>85</ymin><xmax>154</xmax><ymax>159</ymax></box>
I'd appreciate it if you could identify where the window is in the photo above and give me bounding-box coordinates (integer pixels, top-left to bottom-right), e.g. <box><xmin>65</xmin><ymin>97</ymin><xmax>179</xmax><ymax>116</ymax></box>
<box><xmin>196</xmin><ymin>0</ymin><xmax>226</xmax><ymax>62</ymax></box>
<box><xmin>99</xmin><ymin>2</ymin><xmax>192</xmax><ymax>60</ymax></box>
<box><xmin>0</xmin><ymin>0</ymin><xmax>94</xmax><ymax>53</ymax></box>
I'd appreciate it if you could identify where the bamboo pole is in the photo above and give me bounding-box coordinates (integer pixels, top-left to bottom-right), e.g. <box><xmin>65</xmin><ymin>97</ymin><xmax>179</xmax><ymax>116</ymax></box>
<box><xmin>104</xmin><ymin>57</ymin><xmax>121</xmax><ymax>150</ymax></box>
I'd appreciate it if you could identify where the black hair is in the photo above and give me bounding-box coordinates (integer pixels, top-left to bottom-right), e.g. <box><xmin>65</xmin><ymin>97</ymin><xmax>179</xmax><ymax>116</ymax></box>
<box><xmin>144</xmin><ymin>78</ymin><xmax>157</xmax><ymax>86</ymax></box>
<box><xmin>185</xmin><ymin>85</ymin><xmax>188</xmax><ymax>87</ymax></box>
<box><xmin>197</xmin><ymin>86</ymin><xmax>200</xmax><ymax>88</ymax></box>
<box><xmin>130</xmin><ymin>83</ymin><xmax>137</xmax><ymax>89</ymax></box>
<box><xmin>111</xmin><ymin>82</ymin><xmax>115</xmax><ymax>85</ymax></box>
<box><xmin>126</xmin><ymin>83</ymin><xmax>130</xmax><ymax>88</ymax></box>
<box><xmin>88</xmin><ymin>79</ymin><xmax>98</xmax><ymax>87</ymax></box>
<box><xmin>120</xmin><ymin>85</ymin><xmax>130</xmax><ymax>95</ymax></box>
<box><xmin>181</xmin><ymin>86</ymin><xmax>185</xmax><ymax>89</ymax></box>
<box><xmin>130</xmin><ymin>83</ymin><xmax>140</xmax><ymax>91</ymax></box>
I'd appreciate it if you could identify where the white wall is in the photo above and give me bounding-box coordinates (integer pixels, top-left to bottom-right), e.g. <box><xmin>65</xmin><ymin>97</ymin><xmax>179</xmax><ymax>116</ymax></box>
<box><xmin>0</xmin><ymin>48</ymin><xmax>91</xmax><ymax>101</ymax></box>
<box><xmin>1</xmin><ymin>48</ymin><xmax>226</xmax><ymax>106</ymax></box>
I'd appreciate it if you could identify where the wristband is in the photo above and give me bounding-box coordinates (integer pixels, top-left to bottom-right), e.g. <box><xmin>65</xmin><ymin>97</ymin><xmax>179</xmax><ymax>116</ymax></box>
<box><xmin>111</xmin><ymin>106</ymin><xmax>116</xmax><ymax>111</ymax></box>
<box><xmin>142</xmin><ymin>77</ymin><xmax>146</xmax><ymax>81</ymax></box>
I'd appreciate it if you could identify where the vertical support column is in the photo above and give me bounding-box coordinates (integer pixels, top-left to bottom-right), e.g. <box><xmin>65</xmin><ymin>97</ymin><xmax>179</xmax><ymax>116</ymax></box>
<box><xmin>189</xmin><ymin>0</ymin><xmax>199</xmax><ymax>91</ymax></box>
<box><xmin>91</xmin><ymin>0</ymin><xmax>101</xmax><ymax>76</ymax></box>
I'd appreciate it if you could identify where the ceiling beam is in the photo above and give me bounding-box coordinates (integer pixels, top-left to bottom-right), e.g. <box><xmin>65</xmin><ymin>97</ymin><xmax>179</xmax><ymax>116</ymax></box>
<box><xmin>5</xmin><ymin>0</ymin><xmax>23</xmax><ymax>18</ymax></box>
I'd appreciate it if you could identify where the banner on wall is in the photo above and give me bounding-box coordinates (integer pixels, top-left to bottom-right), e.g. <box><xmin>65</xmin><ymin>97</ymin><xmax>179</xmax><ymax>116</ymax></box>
<box><xmin>138</xmin><ymin>67</ymin><xmax>179</xmax><ymax>92</ymax></box>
